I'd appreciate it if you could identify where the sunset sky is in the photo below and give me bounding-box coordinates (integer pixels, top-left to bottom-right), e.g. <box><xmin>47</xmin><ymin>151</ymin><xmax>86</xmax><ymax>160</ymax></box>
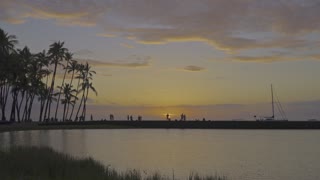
<box><xmin>1</xmin><ymin>0</ymin><xmax>320</xmax><ymax>120</ymax></box>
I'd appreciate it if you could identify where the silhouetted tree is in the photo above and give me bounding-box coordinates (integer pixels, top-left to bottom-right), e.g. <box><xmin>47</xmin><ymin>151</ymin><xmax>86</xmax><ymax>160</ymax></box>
<box><xmin>0</xmin><ymin>28</ymin><xmax>18</xmax><ymax>121</ymax></box>
<box><xmin>0</xmin><ymin>28</ymin><xmax>97</xmax><ymax>123</ymax></box>
<box><xmin>44</xmin><ymin>41</ymin><xmax>67</xmax><ymax>121</ymax></box>
<box><xmin>54</xmin><ymin>52</ymin><xmax>73</xmax><ymax>120</ymax></box>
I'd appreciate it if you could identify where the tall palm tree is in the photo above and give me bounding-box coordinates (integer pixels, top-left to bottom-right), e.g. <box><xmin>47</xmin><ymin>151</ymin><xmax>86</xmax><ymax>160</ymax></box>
<box><xmin>54</xmin><ymin>52</ymin><xmax>72</xmax><ymax>120</ymax></box>
<box><xmin>44</xmin><ymin>41</ymin><xmax>67</xmax><ymax>121</ymax></box>
<box><xmin>75</xmin><ymin>63</ymin><xmax>97</xmax><ymax>121</ymax></box>
<box><xmin>71</xmin><ymin>63</ymin><xmax>85</xmax><ymax>121</ymax></box>
<box><xmin>16</xmin><ymin>47</ymin><xmax>34</xmax><ymax>122</ymax></box>
<box><xmin>81</xmin><ymin>79</ymin><xmax>97</xmax><ymax>121</ymax></box>
<box><xmin>0</xmin><ymin>28</ymin><xmax>18</xmax><ymax>121</ymax></box>
<box><xmin>35</xmin><ymin>50</ymin><xmax>50</xmax><ymax>122</ymax></box>
<box><xmin>65</xmin><ymin>60</ymin><xmax>78</xmax><ymax>121</ymax></box>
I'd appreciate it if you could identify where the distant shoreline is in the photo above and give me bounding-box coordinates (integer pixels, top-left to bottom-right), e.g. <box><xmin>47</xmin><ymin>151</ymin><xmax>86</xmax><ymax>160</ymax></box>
<box><xmin>1</xmin><ymin>120</ymin><xmax>320</xmax><ymax>132</ymax></box>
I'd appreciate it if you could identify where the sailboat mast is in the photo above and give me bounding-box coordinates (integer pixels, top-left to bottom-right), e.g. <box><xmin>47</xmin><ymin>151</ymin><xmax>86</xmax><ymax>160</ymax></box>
<box><xmin>271</xmin><ymin>84</ymin><xmax>274</xmax><ymax>119</ymax></box>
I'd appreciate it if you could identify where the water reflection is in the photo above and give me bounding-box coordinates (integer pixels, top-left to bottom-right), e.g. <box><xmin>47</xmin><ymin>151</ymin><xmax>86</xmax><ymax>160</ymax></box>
<box><xmin>0</xmin><ymin>130</ymin><xmax>87</xmax><ymax>157</ymax></box>
<box><xmin>1</xmin><ymin>129</ymin><xmax>320</xmax><ymax>180</ymax></box>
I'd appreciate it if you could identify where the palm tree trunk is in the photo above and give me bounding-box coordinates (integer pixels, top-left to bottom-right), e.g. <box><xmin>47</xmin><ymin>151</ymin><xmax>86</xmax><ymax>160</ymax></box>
<box><xmin>1</xmin><ymin>83</ymin><xmax>10</xmax><ymax>121</ymax></box>
<box><xmin>65</xmin><ymin>70</ymin><xmax>75</xmax><ymax>121</ymax></box>
<box><xmin>40</xmin><ymin>73</ymin><xmax>49</xmax><ymax>122</ymax></box>
<box><xmin>27</xmin><ymin>94</ymin><xmax>35</xmax><ymax>122</ymax></box>
<box><xmin>65</xmin><ymin>102</ymin><xmax>71</xmax><ymax>121</ymax></box>
<box><xmin>39</xmin><ymin>99</ymin><xmax>45</xmax><ymax>122</ymax></box>
<box><xmin>10</xmin><ymin>91</ymin><xmax>17</xmax><ymax>122</ymax></box>
<box><xmin>81</xmin><ymin>87</ymin><xmax>89</xmax><ymax>121</ymax></box>
<box><xmin>54</xmin><ymin>62</ymin><xmax>68</xmax><ymax>120</ymax></box>
<box><xmin>70</xmin><ymin>77</ymin><xmax>81</xmax><ymax>121</ymax></box>
<box><xmin>22</xmin><ymin>94</ymin><xmax>30</xmax><ymax>122</ymax></box>
<box><xmin>75</xmin><ymin>90</ymin><xmax>85</xmax><ymax>121</ymax></box>
<box><xmin>17</xmin><ymin>91</ymin><xmax>25</xmax><ymax>122</ymax></box>
<box><xmin>44</xmin><ymin>62</ymin><xmax>58</xmax><ymax>121</ymax></box>
<box><xmin>62</xmin><ymin>103</ymin><xmax>67</xmax><ymax>122</ymax></box>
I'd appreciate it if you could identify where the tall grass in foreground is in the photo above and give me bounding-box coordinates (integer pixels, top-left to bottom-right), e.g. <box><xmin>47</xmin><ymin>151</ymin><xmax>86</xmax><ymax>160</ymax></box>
<box><xmin>0</xmin><ymin>146</ymin><xmax>228</xmax><ymax>180</ymax></box>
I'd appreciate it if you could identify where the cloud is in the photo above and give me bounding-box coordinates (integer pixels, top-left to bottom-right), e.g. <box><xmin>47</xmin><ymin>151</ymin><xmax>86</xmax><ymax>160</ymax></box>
<box><xmin>120</xmin><ymin>43</ymin><xmax>134</xmax><ymax>49</ymax></box>
<box><xmin>231</xmin><ymin>55</ymin><xmax>299</xmax><ymax>63</ymax></box>
<box><xmin>310</xmin><ymin>54</ymin><xmax>320</xmax><ymax>60</ymax></box>
<box><xmin>181</xmin><ymin>65</ymin><xmax>206</xmax><ymax>72</ymax></box>
<box><xmin>76</xmin><ymin>55</ymin><xmax>151</xmax><ymax>68</ymax></box>
<box><xmin>2</xmin><ymin>0</ymin><xmax>320</xmax><ymax>54</ymax></box>
<box><xmin>96</xmin><ymin>33</ymin><xmax>116</xmax><ymax>38</ymax></box>
<box><xmin>74</xmin><ymin>49</ymin><xmax>94</xmax><ymax>56</ymax></box>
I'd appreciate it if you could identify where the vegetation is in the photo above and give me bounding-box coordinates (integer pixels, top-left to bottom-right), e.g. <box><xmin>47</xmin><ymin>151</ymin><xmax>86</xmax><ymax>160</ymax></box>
<box><xmin>0</xmin><ymin>28</ymin><xmax>97</xmax><ymax>122</ymax></box>
<box><xmin>0</xmin><ymin>146</ymin><xmax>228</xmax><ymax>180</ymax></box>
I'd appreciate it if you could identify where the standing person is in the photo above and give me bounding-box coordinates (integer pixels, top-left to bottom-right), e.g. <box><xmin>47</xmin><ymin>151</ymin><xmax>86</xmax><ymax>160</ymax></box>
<box><xmin>110</xmin><ymin>114</ymin><xmax>114</xmax><ymax>121</ymax></box>
<box><xmin>166</xmin><ymin>113</ymin><xmax>170</xmax><ymax>121</ymax></box>
<box><xmin>90</xmin><ymin>114</ymin><xmax>93</xmax><ymax>121</ymax></box>
<box><xmin>130</xmin><ymin>115</ymin><xmax>133</xmax><ymax>121</ymax></box>
<box><xmin>181</xmin><ymin>113</ymin><xmax>184</xmax><ymax>121</ymax></box>
<box><xmin>127</xmin><ymin>115</ymin><xmax>130</xmax><ymax>121</ymax></box>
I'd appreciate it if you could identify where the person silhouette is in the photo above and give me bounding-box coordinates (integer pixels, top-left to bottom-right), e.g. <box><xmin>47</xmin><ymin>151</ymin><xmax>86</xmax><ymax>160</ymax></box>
<box><xmin>181</xmin><ymin>113</ymin><xmax>184</xmax><ymax>121</ymax></box>
<box><xmin>166</xmin><ymin>113</ymin><xmax>170</xmax><ymax>121</ymax></box>
<box><xmin>130</xmin><ymin>115</ymin><xmax>133</xmax><ymax>121</ymax></box>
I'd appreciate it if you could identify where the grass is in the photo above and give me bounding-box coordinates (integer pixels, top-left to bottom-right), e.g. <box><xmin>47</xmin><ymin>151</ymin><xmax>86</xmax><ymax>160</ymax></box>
<box><xmin>0</xmin><ymin>122</ymin><xmax>130</xmax><ymax>133</ymax></box>
<box><xmin>0</xmin><ymin>146</ymin><xmax>228</xmax><ymax>180</ymax></box>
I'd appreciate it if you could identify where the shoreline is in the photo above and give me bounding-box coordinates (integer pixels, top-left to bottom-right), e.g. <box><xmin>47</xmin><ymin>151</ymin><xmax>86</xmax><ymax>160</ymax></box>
<box><xmin>1</xmin><ymin>120</ymin><xmax>320</xmax><ymax>133</ymax></box>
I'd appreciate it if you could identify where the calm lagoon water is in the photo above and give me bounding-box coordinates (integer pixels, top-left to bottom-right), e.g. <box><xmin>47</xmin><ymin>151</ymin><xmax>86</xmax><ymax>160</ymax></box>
<box><xmin>0</xmin><ymin>129</ymin><xmax>319</xmax><ymax>180</ymax></box>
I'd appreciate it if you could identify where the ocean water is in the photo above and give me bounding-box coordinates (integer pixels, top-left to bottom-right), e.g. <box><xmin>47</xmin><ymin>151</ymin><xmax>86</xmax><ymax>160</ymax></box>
<box><xmin>0</xmin><ymin>129</ymin><xmax>319</xmax><ymax>180</ymax></box>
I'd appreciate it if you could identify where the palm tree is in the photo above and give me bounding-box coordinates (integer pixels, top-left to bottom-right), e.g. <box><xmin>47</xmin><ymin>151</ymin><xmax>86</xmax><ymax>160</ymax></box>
<box><xmin>75</xmin><ymin>63</ymin><xmax>97</xmax><ymax>121</ymax></box>
<box><xmin>0</xmin><ymin>28</ymin><xmax>18</xmax><ymax>55</ymax></box>
<box><xmin>44</xmin><ymin>41</ymin><xmax>67</xmax><ymax>121</ymax></box>
<box><xmin>71</xmin><ymin>63</ymin><xmax>85</xmax><ymax>121</ymax></box>
<box><xmin>65</xmin><ymin>60</ymin><xmax>78</xmax><ymax>121</ymax></box>
<box><xmin>35</xmin><ymin>50</ymin><xmax>50</xmax><ymax>122</ymax></box>
<box><xmin>0</xmin><ymin>28</ymin><xmax>99</xmax><ymax>123</ymax></box>
<box><xmin>57</xmin><ymin>84</ymin><xmax>77</xmax><ymax>122</ymax></box>
<box><xmin>54</xmin><ymin>52</ymin><xmax>72</xmax><ymax>120</ymax></box>
<box><xmin>0</xmin><ymin>28</ymin><xmax>18</xmax><ymax>121</ymax></box>
<box><xmin>81</xmin><ymin>79</ymin><xmax>97</xmax><ymax>121</ymax></box>
<box><xmin>16</xmin><ymin>47</ymin><xmax>35</xmax><ymax>122</ymax></box>
<box><xmin>38</xmin><ymin>86</ymin><xmax>49</xmax><ymax>122</ymax></box>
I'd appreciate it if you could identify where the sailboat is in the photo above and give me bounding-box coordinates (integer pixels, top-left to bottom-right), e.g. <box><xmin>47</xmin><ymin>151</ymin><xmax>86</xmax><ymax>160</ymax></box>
<box><xmin>255</xmin><ymin>84</ymin><xmax>288</xmax><ymax>121</ymax></box>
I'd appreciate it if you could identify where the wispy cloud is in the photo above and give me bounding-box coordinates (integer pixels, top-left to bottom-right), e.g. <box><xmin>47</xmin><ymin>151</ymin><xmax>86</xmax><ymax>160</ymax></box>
<box><xmin>74</xmin><ymin>49</ymin><xmax>94</xmax><ymax>56</ymax></box>
<box><xmin>120</xmin><ymin>43</ymin><xmax>134</xmax><ymax>49</ymax></box>
<box><xmin>310</xmin><ymin>54</ymin><xmax>320</xmax><ymax>60</ymax></box>
<box><xmin>76</xmin><ymin>55</ymin><xmax>151</xmax><ymax>68</ymax></box>
<box><xmin>231</xmin><ymin>55</ymin><xmax>299</xmax><ymax>63</ymax></box>
<box><xmin>180</xmin><ymin>65</ymin><xmax>206</xmax><ymax>72</ymax></box>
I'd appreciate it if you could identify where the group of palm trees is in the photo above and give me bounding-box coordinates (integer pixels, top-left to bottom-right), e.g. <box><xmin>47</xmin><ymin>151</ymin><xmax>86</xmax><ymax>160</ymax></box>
<box><xmin>0</xmin><ymin>28</ymin><xmax>97</xmax><ymax>123</ymax></box>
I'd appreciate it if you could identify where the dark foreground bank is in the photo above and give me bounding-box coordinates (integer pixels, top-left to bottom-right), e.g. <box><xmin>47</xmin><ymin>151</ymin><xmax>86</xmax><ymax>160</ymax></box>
<box><xmin>0</xmin><ymin>146</ymin><xmax>227</xmax><ymax>180</ymax></box>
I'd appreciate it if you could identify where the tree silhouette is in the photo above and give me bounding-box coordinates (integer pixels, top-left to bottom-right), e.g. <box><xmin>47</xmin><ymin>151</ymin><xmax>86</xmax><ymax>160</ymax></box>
<box><xmin>57</xmin><ymin>84</ymin><xmax>77</xmax><ymax>122</ymax></box>
<box><xmin>44</xmin><ymin>41</ymin><xmax>67</xmax><ymax>121</ymax></box>
<box><xmin>54</xmin><ymin>52</ymin><xmax>73</xmax><ymax>120</ymax></box>
<box><xmin>76</xmin><ymin>63</ymin><xmax>97</xmax><ymax>121</ymax></box>
<box><xmin>0</xmin><ymin>28</ymin><xmax>18</xmax><ymax>121</ymax></box>
<box><xmin>0</xmin><ymin>28</ymin><xmax>97</xmax><ymax>123</ymax></box>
